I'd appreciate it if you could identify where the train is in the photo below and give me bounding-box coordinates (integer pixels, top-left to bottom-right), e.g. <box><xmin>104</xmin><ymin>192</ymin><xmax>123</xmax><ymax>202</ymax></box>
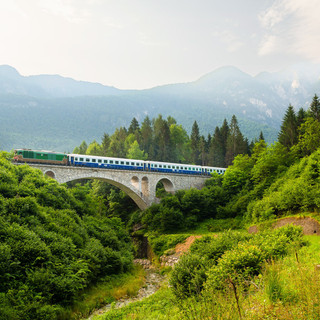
<box><xmin>14</xmin><ymin>148</ymin><xmax>227</xmax><ymax>176</ymax></box>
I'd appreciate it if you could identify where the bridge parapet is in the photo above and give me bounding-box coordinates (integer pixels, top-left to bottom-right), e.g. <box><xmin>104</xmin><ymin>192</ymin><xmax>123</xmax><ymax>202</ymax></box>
<box><xmin>22</xmin><ymin>164</ymin><xmax>209</xmax><ymax>210</ymax></box>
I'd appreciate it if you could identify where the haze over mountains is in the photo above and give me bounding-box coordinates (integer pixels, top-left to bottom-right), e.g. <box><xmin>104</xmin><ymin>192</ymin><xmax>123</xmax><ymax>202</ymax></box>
<box><xmin>1</xmin><ymin>63</ymin><xmax>319</xmax><ymax>152</ymax></box>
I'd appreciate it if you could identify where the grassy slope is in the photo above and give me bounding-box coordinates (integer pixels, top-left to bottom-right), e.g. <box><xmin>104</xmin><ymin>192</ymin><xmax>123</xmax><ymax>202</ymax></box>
<box><xmin>91</xmin><ymin>222</ymin><xmax>320</xmax><ymax>320</ymax></box>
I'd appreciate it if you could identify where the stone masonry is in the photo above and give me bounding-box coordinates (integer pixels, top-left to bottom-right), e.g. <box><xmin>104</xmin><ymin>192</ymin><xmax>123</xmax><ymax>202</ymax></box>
<box><xmin>27</xmin><ymin>164</ymin><xmax>209</xmax><ymax>210</ymax></box>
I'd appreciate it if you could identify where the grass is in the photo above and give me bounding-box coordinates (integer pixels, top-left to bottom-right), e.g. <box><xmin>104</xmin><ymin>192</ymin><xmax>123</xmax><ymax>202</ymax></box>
<box><xmin>92</xmin><ymin>286</ymin><xmax>179</xmax><ymax>320</ymax></box>
<box><xmin>90</xmin><ymin>234</ymin><xmax>320</xmax><ymax>320</ymax></box>
<box><xmin>60</xmin><ymin>265</ymin><xmax>146</xmax><ymax>319</ymax></box>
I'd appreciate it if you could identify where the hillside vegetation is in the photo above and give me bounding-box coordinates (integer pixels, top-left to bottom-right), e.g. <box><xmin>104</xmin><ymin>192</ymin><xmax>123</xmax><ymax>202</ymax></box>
<box><xmin>2</xmin><ymin>93</ymin><xmax>320</xmax><ymax>319</ymax></box>
<box><xmin>0</xmin><ymin>154</ymin><xmax>133</xmax><ymax>319</ymax></box>
<box><xmin>5</xmin><ymin>63</ymin><xmax>320</xmax><ymax>151</ymax></box>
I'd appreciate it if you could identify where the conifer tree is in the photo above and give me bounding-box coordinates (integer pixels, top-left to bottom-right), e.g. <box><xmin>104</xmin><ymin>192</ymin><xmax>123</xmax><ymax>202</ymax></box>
<box><xmin>79</xmin><ymin>141</ymin><xmax>88</xmax><ymax>154</ymax></box>
<box><xmin>190</xmin><ymin>121</ymin><xmax>200</xmax><ymax>164</ymax></box>
<box><xmin>297</xmin><ymin>107</ymin><xmax>307</xmax><ymax>127</ymax></box>
<box><xmin>153</xmin><ymin>115</ymin><xmax>171</xmax><ymax>161</ymax></box>
<box><xmin>208</xmin><ymin>126</ymin><xmax>225</xmax><ymax>167</ymax></box>
<box><xmin>309</xmin><ymin>94</ymin><xmax>320</xmax><ymax>121</ymax></box>
<box><xmin>225</xmin><ymin>115</ymin><xmax>247</xmax><ymax>165</ymax></box>
<box><xmin>128</xmin><ymin>117</ymin><xmax>140</xmax><ymax>134</ymax></box>
<box><xmin>140</xmin><ymin>116</ymin><xmax>153</xmax><ymax>158</ymax></box>
<box><xmin>259</xmin><ymin>131</ymin><xmax>265</xmax><ymax>141</ymax></box>
<box><xmin>199</xmin><ymin>135</ymin><xmax>207</xmax><ymax>166</ymax></box>
<box><xmin>278</xmin><ymin>104</ymin><xmax>298</xmax><ymax>149</ymax></box>
<box><xmin>220</xmin><ymin>119</ymin><xmax>229</xmax><ymax>160</ymax></box>
<box><xmin>101</xmin><ymin>133</ymin><xmax>111</xmax><ymax>156</ymax></box>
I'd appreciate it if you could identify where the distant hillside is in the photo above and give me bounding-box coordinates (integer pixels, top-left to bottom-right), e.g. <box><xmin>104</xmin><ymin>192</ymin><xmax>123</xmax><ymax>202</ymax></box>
<box><xmin>0</xmin><ymin>63</ymin><xmax>319</xmax><ymax>151</ymax></box>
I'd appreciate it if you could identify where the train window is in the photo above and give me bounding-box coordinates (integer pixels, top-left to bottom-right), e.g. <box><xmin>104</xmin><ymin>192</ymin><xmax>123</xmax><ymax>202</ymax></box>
<box><xmin>110</xmin><ymin>160</ymin><xmax>113</xmax><ymax>164</ymax></box>
<box><xmin>92</xmin><ymin>159</ymin><xmax>96</xmax><ymax>163</ymax></box>
<box><xmin>126</xmin><ymin>162</ymin><xmax>129</xmax><ymax>165</ymax></box>
<box><xmin>115</xmin><ymin>161</ymin><xmax>119</xmax><ymax>164</ymax></box>
<box><xmin>104</xmin><ymin>160</ymin><xmax>107</xmax><ymax>163</ymax></box>
<box><xmin>137</xmin><ymin>163</ymin><xmax>140</xmax><ymax>166</ymax></box>
<box><xmin>192</xmin><ymin>168</ymin><xmax>195</xmax><ymax>170</ymax></box>
<box><xmin>80</xmin><ymin>158</ymin><xmax>84</xmax><ymax>161</ymax></box>
<box><xmin>131</xmin><ymin>162</ymin><xmax>135</xmax><ymax>165</ymax></box>
<box><xmin>168</xmin><ymin>165</ymin><xmax>171</xmax><ymax>168</ymax></box>
<box><xmin>172</xmin><ymin>166</ymin><xmax>175</xmax><ymax>169</ymax></box>
<box><xmin>75</xmin><ymin>158</ymin><xmax>78</xmax><ymax>161</ymax></box>
<box><xmin>163</xmin><ymin>165</ymin><xmax>167</xmax><ymax>168</ymax></box>
<box><xmin>120</xmin><ymin>161</ymin><xmax>124</xmax><ymax>165</ymax></box>
<box><xmin>98</xmin><ymin>159</ymin><xmax>102</xmax><ymax>163</ymax></box>
<box><xmin>154</xmin><ymin>164</ymin><xmax>157</xmax><ymax>168</ymax></box>
<box><xmin>159</xmin><ymin>165</ymin><xmax>162</xmax><ymax>168</ymax></box>
<box><xmin>185</xmin><ymin>167</ymin><xmax>187</xmax><ymax>170</ymax></box>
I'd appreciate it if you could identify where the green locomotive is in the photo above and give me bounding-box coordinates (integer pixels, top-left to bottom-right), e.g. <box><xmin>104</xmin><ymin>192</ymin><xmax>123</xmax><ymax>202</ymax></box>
<box><xmin>14</xmin><ymin>149</ymin><xmax>68</xmax><ymax>165</ymax></box>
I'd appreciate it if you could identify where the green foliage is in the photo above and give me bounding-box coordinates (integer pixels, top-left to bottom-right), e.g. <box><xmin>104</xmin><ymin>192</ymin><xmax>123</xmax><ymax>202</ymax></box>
<box><xmin>0</xmin><ymin>155</ymin><xmax>133</xmax><ymax>318</ymax></box>
<box><xmin>291</xmin><ymin>117</ymin><xmax>320</xmax><ymax>157</ymax></box>
<box><xmin>206</xmin><ymin>217</ymin><xmax>244</xmax><ymax>232</ymax></box>
<box><xmin>140</xmin><ymin>181</ymin><xmax>228</xmax><ymax>233</ymax></box>
<box><xmin>170</xmin><ymin>226</ymin><xmax>305</xmax><ymax>300</ymax></box>
<box><xmin>148</xmin><ymin>234</ymin><xmax>188</xmax><ymax>256</ymax></box>
<box><xmin>278</xmin><ymin>104</ymin><xmax>298</xmax><ymax>149</ymax></box>
<box><xmin>170</xmin><ymin>254</ymin><xmax>207</xmax><ymax>299</ymax></box>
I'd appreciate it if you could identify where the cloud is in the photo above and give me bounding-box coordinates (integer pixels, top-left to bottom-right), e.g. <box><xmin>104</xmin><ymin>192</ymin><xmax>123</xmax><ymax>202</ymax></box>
<box><xmin>38</xmin><ymin>0</ymin><xmax>90</xmax><ymax>23</ymax></box>
<box><xmin>258</xmin><ymin>35</ymin><xmax>277</xmax><ymax>56</ymax></box>
<box><xmin>213</xmin><ymin>30</ymin><xmax>244</xmax><ymax>53</ymax></box>
<box><xmin>258</xmin><ymin>0</ymin><xmax>320</xmax><ymax>61</ymax></box>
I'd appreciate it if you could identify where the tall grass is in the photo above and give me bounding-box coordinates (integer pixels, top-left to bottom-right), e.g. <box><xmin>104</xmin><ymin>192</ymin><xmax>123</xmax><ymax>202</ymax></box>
<box><xmin>92</xmin><ymin>235</ymin><xmax>320</xmax><ymax>320</ymax></box>
<box><xmin>61</xmin><ymin>265</ymin><xmax>145</xmax><ymax>319</ymax></box>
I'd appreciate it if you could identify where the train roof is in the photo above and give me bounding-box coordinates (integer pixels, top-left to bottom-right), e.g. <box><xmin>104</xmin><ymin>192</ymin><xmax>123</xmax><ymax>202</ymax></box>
<box><xmin>15</xmin><ymin>148</ymin><xmax>65</xmax><ymax>154</ymax></box>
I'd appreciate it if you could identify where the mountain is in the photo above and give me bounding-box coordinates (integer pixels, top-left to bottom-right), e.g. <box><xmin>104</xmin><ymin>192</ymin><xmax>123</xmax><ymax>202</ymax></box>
<box><xmin>0</xmin><ymin>63</ymin><xmax>319</xmax><ymax>152</ymax></box>
<box><xmin>0</xmin><ymin>65</ymin><xmax>123</xmax><ymax>98</ymax></box>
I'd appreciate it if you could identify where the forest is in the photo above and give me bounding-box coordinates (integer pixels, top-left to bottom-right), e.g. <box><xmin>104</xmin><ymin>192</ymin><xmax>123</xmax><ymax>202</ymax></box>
<box><xmin>1</xmin><ymin>94</ymin><xmax>320</xmax><ymax>319</ymax></box>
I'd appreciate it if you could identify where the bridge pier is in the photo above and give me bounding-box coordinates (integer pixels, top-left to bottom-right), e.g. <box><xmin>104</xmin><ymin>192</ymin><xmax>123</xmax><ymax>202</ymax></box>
<box><xmin>24</xmin><ymin>164</ymin><xmax>209</xmax><ymax>210</ymax></box>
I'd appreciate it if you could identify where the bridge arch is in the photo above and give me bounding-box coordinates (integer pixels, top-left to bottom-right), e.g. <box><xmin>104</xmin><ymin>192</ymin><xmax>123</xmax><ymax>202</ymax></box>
<box><xmin>156</xmin><ymin>177</ymin><xmax>174</xmax><ymax>194</ymax></box>
<box><xmin>44</xmin><ymin>170</ymin><xmax>56</xmax><ymax>179</ymax></box>
<box><xmin>21</xmin><ymin>164</ymin><xmax>209</xmax><ymax>210</ymax></box>
<box><xmin>61</xmin><ymin>174</ymin><xmax>149</xmax><ymax>210</ymax></box>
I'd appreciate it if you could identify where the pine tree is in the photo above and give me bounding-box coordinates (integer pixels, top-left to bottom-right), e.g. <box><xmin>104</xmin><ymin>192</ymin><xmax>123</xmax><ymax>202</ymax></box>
<box><xmin>128</xmin><ymin>117</ymin><xmax>140</xmax><ymax>134</ymax></box>
<box><xmin>208</xmin><ymin>126</ymin><xmax>225</xmax><ymax>167</ymax></box>
<box><xmin>190</xmin><ymin>121</ymin><xmax>200</xmax><ymax>164</ymax></box>
<box><xmin>79</xmin><ymin>141</ymin><xmax>88</xmax><ymax>154</ymax></box>
<box><xmin>199</xmin><ymin>135</ymin><xmax>208</xmax><ymax>166</ymax></box>
<box><xmin>101</xmin><ymin>133</ymin><xmax>111</xmax><ymax>156</ymax></box>
<box><xmin>278</xmin><ymin>104</ymin><xmax>298</xmax><ymax>149</ymax></box>
<box><xmin>297</xmin><ymin>107</ymin><xmax>307</xmax><ymax>127</ymax></box>
<box><xmin>309</xmin><ymin>94</ymin><xmax>320</xmax><ymax>121</ymax></box>
<box><xmin>153</xmin><ymin>115</ymin><xmax>171</xmax><ymax>161</ymax></box>
<box><xmin>225</xmin><ymin>115</ymin><xmax>247</xmax><ymax>165</ymax></box>
<box><xmin>259</xmin><ymin>131</ymin><xmax>265</xmax><ymax>141</ymax></box>
<box><xmin>220</xmin><ymin>119</ymin><xmax>229</xmax><ymax>159</ymax></box>
<box><xmin>140</xmin><ymin>116</ymin><xmax>153</xmax><ymax>158</ymax></box>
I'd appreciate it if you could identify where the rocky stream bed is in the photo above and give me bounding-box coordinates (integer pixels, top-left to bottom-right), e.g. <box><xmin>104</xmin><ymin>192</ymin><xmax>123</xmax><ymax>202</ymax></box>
<box><xmin>86</xmin><ymin>261</ymin><xmax>164</xmax><ymax>319</ymax></box>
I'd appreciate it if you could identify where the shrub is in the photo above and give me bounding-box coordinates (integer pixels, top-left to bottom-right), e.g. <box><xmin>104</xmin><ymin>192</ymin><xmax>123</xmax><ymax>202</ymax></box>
<box><xmin>170</xmin><ymin>253</ymin><xmax>207</xmax><ymax>298</ymax></box>
<box><xmin>148</xmin><ymin>234</ymin><xmax>188</xmax><ymax>256</ymax></box>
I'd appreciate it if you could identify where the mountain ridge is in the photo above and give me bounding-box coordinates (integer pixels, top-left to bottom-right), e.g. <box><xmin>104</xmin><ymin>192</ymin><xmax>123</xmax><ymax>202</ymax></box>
<box><xmin>1</xmin><ymin>63</ymin><xmax>319</xmax><ymax>152</ymax></box>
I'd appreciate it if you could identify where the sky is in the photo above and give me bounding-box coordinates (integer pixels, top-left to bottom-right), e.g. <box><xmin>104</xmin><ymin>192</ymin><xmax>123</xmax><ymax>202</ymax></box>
<box><xmin>0</xmin><ymin>0</ymin><xmax>320</xmax><ymax>89</ymax></box>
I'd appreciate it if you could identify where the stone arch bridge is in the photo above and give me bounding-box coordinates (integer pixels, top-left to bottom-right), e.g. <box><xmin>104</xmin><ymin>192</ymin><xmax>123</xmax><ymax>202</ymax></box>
<box><xmin>27</xmin><ymin>164</ymin><xmax>210</xmax><ymax>210</ymax></box>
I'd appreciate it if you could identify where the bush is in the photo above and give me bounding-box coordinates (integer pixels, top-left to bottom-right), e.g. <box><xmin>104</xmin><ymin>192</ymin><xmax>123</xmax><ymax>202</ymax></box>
<box><xmin>148</xmin><ymin>234</ymin><xmax>188</xmax><ymax>256</ymax></box>
<box><xmin>170</xmin><ymin>253</ymin><xmax>207</xmax><ymax>298</ymax></box>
